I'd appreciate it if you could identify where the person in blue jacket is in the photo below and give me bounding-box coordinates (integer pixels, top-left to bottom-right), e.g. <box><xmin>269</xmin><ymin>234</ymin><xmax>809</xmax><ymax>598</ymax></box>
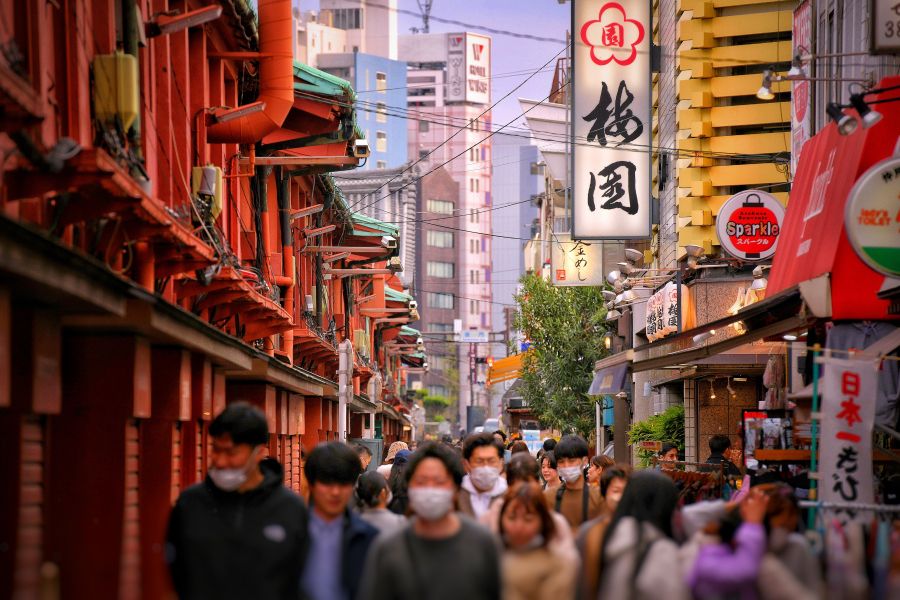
<box><xmin>301</xmin><ymin>441</ymin><xmax>379</xmax><ymax>600</ymax></box>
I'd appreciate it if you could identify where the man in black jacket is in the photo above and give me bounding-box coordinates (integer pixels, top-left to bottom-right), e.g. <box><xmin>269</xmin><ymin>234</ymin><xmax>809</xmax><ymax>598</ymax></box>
<box><xmin>705</xmin><ymin>434</ymin><xmax>742</xmax><ymax>476</ymax></box>
<box><xmin>166</xmin><ymin>402</ymin><xmax>309</xmax><ymax>600</ymax></box>
<box><xmin>301</xmin><ymin>442</ymin><xmax>380</xmax><ymax>600</ymax></box>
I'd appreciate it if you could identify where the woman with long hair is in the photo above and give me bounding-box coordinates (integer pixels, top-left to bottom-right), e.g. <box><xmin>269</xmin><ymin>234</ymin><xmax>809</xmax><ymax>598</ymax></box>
<box><xmin>597</xmin><ymin>470</ymin><xmax>689</xmax><ymax>600</ymax></box>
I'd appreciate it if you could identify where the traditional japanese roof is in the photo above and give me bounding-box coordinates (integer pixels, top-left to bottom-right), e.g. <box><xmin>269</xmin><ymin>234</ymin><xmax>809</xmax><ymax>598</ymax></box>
<box><xmin>349</xmin><ymin>212</ymin><xmax>399</xmax><ymax>237</ymax></box>
<box><xmin>400</xmin><ymin>325</ymin><xmax>420</xmax><ymax>337</ymax></box>
<box><xmin>385</xmin><ymin>286</ymin><xmax>412</xmax><ymax>304</ymax></box>
<box><xmin>293</xmin><ymin>62</ymin><xmax>355</xmax><ymax>101</ymax></box>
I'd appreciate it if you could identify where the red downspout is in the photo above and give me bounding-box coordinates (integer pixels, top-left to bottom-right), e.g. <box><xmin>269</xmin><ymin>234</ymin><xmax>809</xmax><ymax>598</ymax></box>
<box><xmin>207</xmin><ymin>0</ymin><xmax>293</xmax><ymax>143</ymax></box>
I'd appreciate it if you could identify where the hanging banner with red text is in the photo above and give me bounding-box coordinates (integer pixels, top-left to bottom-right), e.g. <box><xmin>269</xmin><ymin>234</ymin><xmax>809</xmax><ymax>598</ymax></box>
<box><xmin>819</xmin><ymin>355</ymin><xmax>877</xmax><ymax>524</ymax></box>
<box><xmin>791</xmin><ymin>1</ymin><xmax>812</xmax><ymax>176</ymax></box>
<box><xmin>572</xmin><ymin>0</ymin><xmax>652</xmax><ymax>240</ymax></box>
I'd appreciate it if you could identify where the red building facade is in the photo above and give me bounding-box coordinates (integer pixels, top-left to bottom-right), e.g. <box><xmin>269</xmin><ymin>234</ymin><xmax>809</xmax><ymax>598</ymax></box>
<box><xmin>0</xmin><ymin>1</ymin><xmax>416</xmax><ymax>597</ymax></box>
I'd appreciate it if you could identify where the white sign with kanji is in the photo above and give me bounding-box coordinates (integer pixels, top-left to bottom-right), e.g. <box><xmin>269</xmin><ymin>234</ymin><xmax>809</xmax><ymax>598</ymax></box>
<box><xmin>550</xmin><ymin>233</ymin><xmax>606</xmax><ymax>287</ymax></box>
<box><xmin>572</xmin><ymin>0</ymin><xmax>652</xmax><ymax>240</ymax></box>
<box><xmin>819</xmin><ymin>355</ymin><xmax>877</xmax><ymax>523</ymax></box>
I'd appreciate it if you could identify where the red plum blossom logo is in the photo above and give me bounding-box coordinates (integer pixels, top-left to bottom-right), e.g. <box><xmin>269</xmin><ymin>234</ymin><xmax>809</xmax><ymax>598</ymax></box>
<box><xmin>580</xmin><ymin>2</ymin><xmax>645</xmax><ymax>66</ymax></box>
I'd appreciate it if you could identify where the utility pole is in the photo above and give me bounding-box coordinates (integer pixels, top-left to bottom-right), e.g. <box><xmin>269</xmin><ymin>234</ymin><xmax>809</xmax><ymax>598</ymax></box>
<box><xmin>412</xmin><ymin>0</ymin><xmax>433</xmax><ymax>34</ymax></box>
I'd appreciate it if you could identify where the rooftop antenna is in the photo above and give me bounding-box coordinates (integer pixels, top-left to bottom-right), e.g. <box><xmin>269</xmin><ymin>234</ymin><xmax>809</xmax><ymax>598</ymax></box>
<box><xmin>410</xmin><ymin>0</ymin><xmax>433</xmax><ymax>34</ymax></box>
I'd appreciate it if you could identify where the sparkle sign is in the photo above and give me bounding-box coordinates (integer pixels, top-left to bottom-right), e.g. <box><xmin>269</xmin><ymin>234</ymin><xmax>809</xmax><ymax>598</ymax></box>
<box><xmin>572</xmin><ymin>0</ymin><xmax>651</xmax><ymax>240</ymax></box>
<box><xmin>716</xmin><ymin>190</ymin><xmax>785</xmax><ymax>261</ymax></box>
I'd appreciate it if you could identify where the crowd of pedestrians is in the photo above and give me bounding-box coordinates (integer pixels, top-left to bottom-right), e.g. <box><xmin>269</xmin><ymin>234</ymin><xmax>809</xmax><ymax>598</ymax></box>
<box><xmin>166</xmin><ymin>402</ymin><xmax>844</xmax><ymax>600</ymax></box>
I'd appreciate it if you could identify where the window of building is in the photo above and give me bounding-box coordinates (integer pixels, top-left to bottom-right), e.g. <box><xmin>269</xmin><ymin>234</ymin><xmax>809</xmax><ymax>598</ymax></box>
<box><xmin>430</xmin><ymin>385</ymin><xmax>449</xmax><ymax>397</ymax></box>
<box><xmin>376</xmin><ymin>131</ymin><xmax>387</xmax><ymax>152</ymax></box>
<box><xmin>429</xmin><ymin>323</ymin><xmax>454</xmax><ymax>333</ymax></box>
<box><xmin>330</xmin><ymin>8</ymin><xmax>363</xmax><ymax>30</ymax></box>
<box><xmin>427</xmin><ymin>261</ymin><xmax>455</xmax><ymax>278</ymax></box>
<box><xmin>376</xmin><ymin>72</ymin><xmax>387</xmax><ymax>91</ymax></box>
<box><xmin>427</xmin><ymin>292</ymin><xmax>454</xmax><ymax>309</ymax></box>
<box><xmin>376</xmin><ymin>160</ymin><xmax>387</xmax><ymax>169</ymax></box>
<box><xmin>376</xmin><ymin>102</ymin><xmax>387</xmax><ymax>123</ymax></box>
<box><xmin>419</xmin><ymin>120</ymin><xmax>429</xmax><ymax>132</ymax></box>
<box><xmin>427</xmin><ymin>230</ymin><xmax>454</xmax><ymax>247</ymax></box>
<box><xmin>427</xmin><ymin>199</ymin><xmax>454</xmax><ymax>214</ymax></box>
<box><xmin>475</xmin><ymin>179</ymin><xmax>480</xmax><ymax>193</ymax></box>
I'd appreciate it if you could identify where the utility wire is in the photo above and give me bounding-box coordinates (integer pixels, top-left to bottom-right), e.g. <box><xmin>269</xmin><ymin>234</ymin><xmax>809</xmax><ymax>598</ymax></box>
<box><xmin>343</xmin><ymin>43</ymin><xmax>572</xmax><ymax>213</ymax></box>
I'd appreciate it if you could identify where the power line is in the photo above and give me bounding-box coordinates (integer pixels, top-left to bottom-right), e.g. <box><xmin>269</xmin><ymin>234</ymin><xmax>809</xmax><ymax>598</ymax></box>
<box><xmin>344</xmin><ymin>43</ymin><xmax>572</xmax><ymax>213</ymax></box>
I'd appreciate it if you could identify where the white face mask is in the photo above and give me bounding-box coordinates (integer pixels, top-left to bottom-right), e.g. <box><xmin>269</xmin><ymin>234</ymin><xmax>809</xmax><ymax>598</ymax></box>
<box><xmin>208</xmin><ymin>447</ymin><xmax>259</xmax><ymax>492</ymax></box>
<box><xmin>558</xmin><ymin>465</ymin><xmax>583</xmax><ymax>484</ymax></box>
<box><xmin>408</xmin><ymin>487</ymin><xmax>455</xmax><ymax>521</ymax></box>
<box><xmin>470</xmin><ymin>466</ymin><xmax>500</xmax><ymax>490</ymax></box>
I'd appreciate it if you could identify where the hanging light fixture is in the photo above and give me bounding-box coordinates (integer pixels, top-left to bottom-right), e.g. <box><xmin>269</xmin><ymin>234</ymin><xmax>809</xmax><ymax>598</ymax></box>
<box><xmin>606</xmin><ymin>309</ymin><xmax>622</xmax><ymax>321</ymax></box>
<box><xmin>749</xmin><ymin>265</ymin><xmax>767</xmax><ymax>291</ymax></box>
<box><xmin>603</xmin><ymin>331</ymin><xmax>614</xmax><ymax>350</ymax></box>
<box><xmin>786</xmin><ymin>51</ymin><xmax>807</xmax><ymax>79</ymax></box>
<box><xmin>849</xmin><ymin>93</ymin><xmax>882</xmax><ymax>128</ymax></box>
<box><xmin>709</xmin><ymin>379</ymin><xmax>716</xmax><ymax>400</ymax></box>
<box><xmin>826</xmin><ymin>102</ymin><xmax>859</xmax><ymax>135</ymax></box>
<box><xmin>756</xmin><ymin>69</ymin><xmax>775</xmax><ymax>100</ymax></box>
<box><xmin>726</xmin><ymin>376</ymin><xmax>736</xmax><ymax>399</ymax></box>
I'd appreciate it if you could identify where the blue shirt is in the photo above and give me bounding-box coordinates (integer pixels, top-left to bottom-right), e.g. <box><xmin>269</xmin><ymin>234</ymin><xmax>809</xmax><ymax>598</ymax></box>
<box><xmin>301</xmin><ymin>511</ymin><xmax>346</xmax><ymax>600</ymax></box>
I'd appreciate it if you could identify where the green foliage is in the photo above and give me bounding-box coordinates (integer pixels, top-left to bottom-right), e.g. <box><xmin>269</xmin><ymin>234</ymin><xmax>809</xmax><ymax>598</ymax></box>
<box><xmin>423</xmin><ymin>394</ymin><xmax>451</xmax><ymax>407</ymax></box>
<box><xmin>627</xmin><ymin>405</ymin><xmax>685</xmax><ymax>467</ymax></box>
<box><xmin>434</xmin><ymin>415</ymin><xmax>445</xmax><ymax>423</ymax></box>
<box><xmin>513</xmin><ymin>274</ymin><xmax>610</xmax><ymax>438</ymax></box>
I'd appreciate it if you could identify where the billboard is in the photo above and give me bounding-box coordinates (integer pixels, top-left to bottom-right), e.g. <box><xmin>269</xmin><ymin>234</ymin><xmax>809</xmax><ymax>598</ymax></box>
<box><xmin>446</xmin><ymin>33</ymin><xmax>491</xmax><ymax>105</ymax></box>
<box><xmin>572</xmin><ymin>1</ymin><xmax>652</xmax><ymax>239</ymax></box>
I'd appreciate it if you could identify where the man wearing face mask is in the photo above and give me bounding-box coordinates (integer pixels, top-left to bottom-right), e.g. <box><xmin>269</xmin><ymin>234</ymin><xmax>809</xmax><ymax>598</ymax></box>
<box><xmin>359</xmin><ymin>442</ymin><xmax>501</xmax><ymax>600</ymax></box>
<box><xmin>543</xmin><ymin>434</ymin><xmax>605</xmax><ymax>532</ymax></box>
<box><xmin>458</xmin><ymin>432</ymin><xmax>508</xmax><ymax>519</ymax></box>
<box><xmin>166</xmin><ymin>403</ymin><xmax>309</xmax><ymax>600</ymax></box>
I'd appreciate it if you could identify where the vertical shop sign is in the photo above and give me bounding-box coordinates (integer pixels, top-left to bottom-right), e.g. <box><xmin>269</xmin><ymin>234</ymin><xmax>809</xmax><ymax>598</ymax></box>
<box><xmin>447</xmin><ymin>33</ymin><xmax>466</xmax><ymax>102</ymax></box>
<box><xmin>820</xmin><ymin>355</ymin><xmax>876</xmax><ymax>524</ymax></box>
<box><xmin>792</xmin><ymin>1</ymin><xmax>812</xmax><ymax>175</ymax></box>
<box><xmin>551</xmin><ymin>233</ymin><xmax>606</xmax><ymax>286</ymax></box>
<box><xmin>572</xmin><ymin>0</ymin><xmax>652</xmax><ymax>239</ymax></box>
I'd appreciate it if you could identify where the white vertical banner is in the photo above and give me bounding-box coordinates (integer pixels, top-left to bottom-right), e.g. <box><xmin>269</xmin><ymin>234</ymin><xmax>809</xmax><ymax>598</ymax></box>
<box><xmin>447</xmin><ymin>33</ymin><xmax>466</xmax><ymax>103</ymax></box>
<box><xmin>819</xmin><ymin>355</ymin><xmax>877</xmax><ymax>524</ymax></box>
<box><xmin>572</xmin><ymin>0</ymin><xmax>652</xmax><ymax>240</ymax></box>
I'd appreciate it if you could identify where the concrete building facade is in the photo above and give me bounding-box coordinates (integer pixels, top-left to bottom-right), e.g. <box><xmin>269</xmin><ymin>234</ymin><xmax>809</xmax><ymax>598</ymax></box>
<box><xmin>401</xmin><ymin>31</ymin><xmax>495</xmax><ymax>425</ymax></box>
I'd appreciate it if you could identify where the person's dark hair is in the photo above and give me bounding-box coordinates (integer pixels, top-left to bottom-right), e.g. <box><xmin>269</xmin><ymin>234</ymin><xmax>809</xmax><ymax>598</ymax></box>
<box><xmin>591</xmin><ymin>455</ymin><xmax>615</xmax><ymax>470</ymax></box>
<box><xmin>659</xmin><ymin>442</ymin><xmax>679</xmax><ymax>457</ymax></box>
<box><xmin>708</xmin><ymin>435</ymin><xmax>732</xmax><ymax>455</ymax></box>
<box><xmin>554</xmin><ymin>434</ymin><xmax>589</xmax><ymax>460</ymax></box>
<box><xmin>305</xmin><ymin>442</ymin><xmax>362</xmax><ymax>486</ymax></box>
<box><xmin>356</xmin><ymin>444</ymin><xmax>373</xmax><ymax>459</ymax></box>
<box><xmin>463</xmin><ymin>432</ymin><xmax>503</xmax><ymax>461</ymax></box>
<box><xmin>506</xmin><ymin>452</ymin><xmax>540</xmax><ymax>485</ymax></box>
<box><xmin>542</xmin><ymin>438</ymin><xmax>557</xmax><ymax>453</ymax></box>
<box><xmin>499</xmin><ymin>482</ymin><xmax>556</xmax><ymax>548</ymax></box>
<box><xmin>209</xmin><ymin>402</ymin><xmax>269</xmax><ymax>446</ymax></box>
<box><xmin>493</xmin><ymin>429</ymin><xmax>508</xmax><ymax>443</ymax></box>
<box><xmin>357</xmin><ymin>471</ymin><xmax>389</xmax><ymax>509</ymax></box>
<box><xmin>600</xmin><ymin>464</ymin><xmax>631</xmax><ymax>498</ymax></box>
<box><xmin>388</xmin><ymin>456</ymin><xmax>410</xmax><ymax>515</ymax></box>
<box><xmin>541</xmin><ymin>451</ymin><xmax>558</xmax><ymax>470</ymax></box>
<box><xmin>603</xmin><ymin>470</ymin><xmax>679</xmax><ymax>550</ymax></box>
<box><xmin>509</xmin><ymin>440</ymin><xmax>529</xmax><ymax>455</ymax></box>
<box><xmin>405</xmin><ymin>441</ymin><xmax>465</xmax><ymax>487</ymax></box>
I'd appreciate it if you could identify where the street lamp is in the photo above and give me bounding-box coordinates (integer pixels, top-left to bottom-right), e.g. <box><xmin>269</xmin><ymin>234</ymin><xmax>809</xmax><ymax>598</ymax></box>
<box><xmin>827</xmin><ymin>102</ymin><xmax>859</xmax><ymax>136</ymax></box>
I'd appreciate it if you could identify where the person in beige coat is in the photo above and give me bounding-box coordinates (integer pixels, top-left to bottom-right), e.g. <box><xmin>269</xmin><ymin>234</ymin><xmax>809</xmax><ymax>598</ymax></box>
<box><xmin>499</xmin><ymin>482</ymin><xmax>578</xmax><ymax>600</ymax></box>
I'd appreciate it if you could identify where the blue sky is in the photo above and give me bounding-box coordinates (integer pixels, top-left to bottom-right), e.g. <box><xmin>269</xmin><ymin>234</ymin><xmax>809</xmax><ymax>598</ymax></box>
<box><xmin>300</xmin><ymin>0</ymin><xmax>571</xmax><ymax>128</ymax></box>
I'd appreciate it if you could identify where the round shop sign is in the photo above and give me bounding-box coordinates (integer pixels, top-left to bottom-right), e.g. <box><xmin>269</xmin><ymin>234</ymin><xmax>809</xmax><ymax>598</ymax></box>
<box><xmin>716</xmin><ymin>190</ymin><xmax>785</xmax><ymax>261</ymax></box>
<box><xmin>845</xmin><ymin>156</ymin><xmax>900</xmax><ymax>278</ymax></box>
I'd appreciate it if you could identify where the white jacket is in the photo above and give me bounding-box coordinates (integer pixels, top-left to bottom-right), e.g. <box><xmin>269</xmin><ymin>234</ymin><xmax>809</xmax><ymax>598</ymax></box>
<box><xmin>598</xmin><ymin>517</ymin><xmax>689</xmax><ymax>600</ymax></box>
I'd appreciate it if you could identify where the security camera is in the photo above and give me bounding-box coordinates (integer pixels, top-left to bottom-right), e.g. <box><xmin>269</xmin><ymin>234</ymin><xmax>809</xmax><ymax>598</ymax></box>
<box><xmin>381</xmin><ymin>235</ymin><xmax>397</xmax><ymax>249</ymax></box>
<box><xmin>352</xmin><ymin>139</ymin><xmax>370</xmax><ymax>158</ymax></box>
<box><xmin>408</xmin><ymin>300</ymin><xmax>418</xmax><ymax>310</ymax></box>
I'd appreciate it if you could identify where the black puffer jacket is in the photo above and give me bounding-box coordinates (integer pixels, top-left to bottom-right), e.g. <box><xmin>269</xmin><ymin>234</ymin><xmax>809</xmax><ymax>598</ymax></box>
<box><xmin>166</xmin><ymin>458</ymin><xmax>309</xmax><ymax>600</ymax></box>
